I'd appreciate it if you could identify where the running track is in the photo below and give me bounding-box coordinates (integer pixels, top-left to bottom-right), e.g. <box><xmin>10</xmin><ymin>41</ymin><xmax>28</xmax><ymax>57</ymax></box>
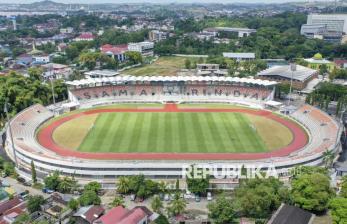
<box><xmin>37</xmin><ymin>104</ymin><xmax>308</xmax><ymax>160</ymax></box>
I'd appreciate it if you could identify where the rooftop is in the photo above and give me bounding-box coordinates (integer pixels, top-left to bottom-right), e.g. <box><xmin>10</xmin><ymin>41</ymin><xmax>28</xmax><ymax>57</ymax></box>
<box><xmin>257</xmin><ymin>65</ymin><xmax>317</xmax><ymax>82</ymax></box>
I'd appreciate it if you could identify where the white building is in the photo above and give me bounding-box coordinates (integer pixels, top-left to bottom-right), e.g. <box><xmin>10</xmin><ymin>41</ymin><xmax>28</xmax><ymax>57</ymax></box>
<box><xmin>223</xmin><ymin>52</ymin><xmax>255</xmax><ymax>61</ymax></box>
<box><xmin>128</xmin><ymin>41</ymin><xmax>154</xmax><ymax>56</ymax></box>
<box><xmin>84</xmin><ymin>70</ymin><xmax>120</xmax><ymax>79</ymax></box>
<box><xmin>301</xmin><ymin>14</ymin><xmax>347</xmax><ymax>37</ymax></box>
<box><xmin>148</xmin><ymin>30</ymin><xmax>167</xmax><ymax>42</ymax></box>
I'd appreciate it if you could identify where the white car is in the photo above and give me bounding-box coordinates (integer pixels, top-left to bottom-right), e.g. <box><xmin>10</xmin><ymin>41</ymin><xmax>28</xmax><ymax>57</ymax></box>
<box><xmin>164</xmin><ymin>194</ymin><xmax>170</xmax><ymax>201</ymax></box>
<box><xmin>184</xmin><ymin>191</ymin><xmax>192</xmax><ymax>199</ymax></box>
<box><xmin>207</xmin><ymin>192</ymin><xmax>212</xmax><ymax>201</ymax></box>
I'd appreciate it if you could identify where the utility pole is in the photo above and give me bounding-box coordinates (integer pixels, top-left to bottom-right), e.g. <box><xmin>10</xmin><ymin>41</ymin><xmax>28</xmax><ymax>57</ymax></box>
<box><xmin>287</xmin><ymin>63</ymin><xmax>296</xmax><ymax>106</ymax></box>
<box><xmin>4</xmin><ymin>101</ymin><xmax>18</xmax><ymax>167</ymax></box>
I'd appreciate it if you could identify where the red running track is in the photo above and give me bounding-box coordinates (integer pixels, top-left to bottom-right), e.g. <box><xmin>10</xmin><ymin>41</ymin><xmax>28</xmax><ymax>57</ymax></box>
<box><xmin>37</xmin><ymin>104</ymin><xmax>308</xmax><ymax>160</ymax></box>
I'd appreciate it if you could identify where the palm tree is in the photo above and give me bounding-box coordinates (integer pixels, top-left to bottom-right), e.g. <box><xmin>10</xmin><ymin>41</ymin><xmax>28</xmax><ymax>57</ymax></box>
<box><xmin>167</xmin><ymin>193</ymin><xmax>187</xmax><ymax>217</ymax></box>
<box><xmin>158</xmin><ymin>181</ymin><xmax>168</xmax><ymax>194</ymax></box>
<box><xmin>58</xmin><ymin>177</ymin><xmax>74</xmax><ymax>193</ymax></box>
<box><xmin>322</xmin><ymin>149</ymin><xmax>335</xmax><ymax>168</ymax></box>
<box><xmin>151</xmin><ymin>195</ymin><xmax>163</xmax><ymax>214</ymax></box>
<box><xmin>111</xmin><ymin>195</ymin><xmax>125</xmax><ymax>207</ymax></box>
<box><xmin>117</xmin><ymin>177</ymin><xmax>130</xmax><ymax>194</ymax></box>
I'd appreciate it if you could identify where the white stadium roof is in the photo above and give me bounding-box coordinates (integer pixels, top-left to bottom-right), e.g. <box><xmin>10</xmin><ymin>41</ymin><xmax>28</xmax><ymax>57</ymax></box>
<box><xmin>257</xmin><ymin>65</ymin><xmax>317</xmax><ymax>82</ymax></box>
<box><xmin>66</xmin><ymin>75</ymin><xmax>277</xmax><ymax>87</ymax></box>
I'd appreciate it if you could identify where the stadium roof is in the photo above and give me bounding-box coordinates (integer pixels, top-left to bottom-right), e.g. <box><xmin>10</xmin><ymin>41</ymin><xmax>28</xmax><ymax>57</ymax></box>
<box><xmin>66</xmin><ymin>75</ymin><xmax>277</xmax><ymax>87</ymax></box>
<box><xmin>257</xmin><ymin>65</ymin><xmax>317</xmax><ymax>82</ymax></box>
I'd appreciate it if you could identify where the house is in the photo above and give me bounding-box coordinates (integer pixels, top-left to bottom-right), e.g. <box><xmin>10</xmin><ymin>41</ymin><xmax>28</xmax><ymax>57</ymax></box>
<box><xmin>148</xmin><ymin>30</ymin><xmax>168</xmax><ymax>42</ymax></box>
<box><xmin>267</xmin><ymin>204</ymin><xmax>315</xmax><ymax>224</ymax></box>
<box><xmin>58</xmin><ymin>43</ymin><xmax>68</xmax><ymax>52</ymax></box>
<box><xmin>41</xmin><ymin>63</ymin><xmax>73</xmax><ymax>80</ymax></box>
<box><xmin>60</xmin><ymin>27</ymin><xmax>74</xmax><ymax>34</ymax></box>
<box><xmin>257</xmin><ymin>64</ymin><xmax>318</xmax><ymax>90</ymax></box>
<box><xmin>74</xmin><ymin>32</ymin><xmax>95</xmax><ymax>42</ymax></box>
<box><xmin>72</xmin><ymin>205</ymin><xmax>104</xmax><ymax>224</ymax></box>
<box><xmin>94</xmin><ymin>206</ymin><xmax>158</xmax><ymax>224</ymax></box>
<box><xmin>100</xmin><ymin>44</ymin><xmax>128</xmax><ymax>62</ymax></box>
<box><xmin>334</xmin><ymin>59</ymin><xmax>347</xmax><ymax>69</ymax></box>
<box><xmin>223</xmin><ymin>52</ymin><xmax>256</xmax><ymax>61</ymax></box>
<box><xmin>0</xmin><ymin>197</ymin><xmax>26</xmax><ymax>224</ymax></box>
<box><xmin>16</xmin><ymin>53</ymin><xmax>33</xmax><ymax>66</ymax></box>
<box><xmin>32</xmin><ymin>54</ymin><xmax>51</xmax><ymax>65</ymax></box>
<box><xmin>128</xmin><ymin>42</ymin><xmax>154</xmax><ymax>57</ymax></box>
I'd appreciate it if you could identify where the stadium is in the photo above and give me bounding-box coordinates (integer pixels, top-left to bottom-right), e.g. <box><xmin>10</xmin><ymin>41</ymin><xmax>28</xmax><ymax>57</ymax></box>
<box><xmin>4</xmin><ymin>75</ymin><xmax>343</xmax><ymax>189</ymax></box>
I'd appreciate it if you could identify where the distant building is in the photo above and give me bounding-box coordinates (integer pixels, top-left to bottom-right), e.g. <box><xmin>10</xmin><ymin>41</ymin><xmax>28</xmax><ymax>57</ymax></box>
<box><xmin>0</xmin><ymin>197</ymin><xmax>26</xmax><ymax>224</ymax></box>
<box><xmin>57</xmin><ymin>43</ymin><xmax>68</xmax><ymax>52</ymax></box>
<box><xmin>60</xmin><ymin>27</ymin><xmax>74</xmax><ymax>34</ymax></box>
<box><xmin>304</xmin><ymin>53</ymin><xmax>335</xmax><ymax>71</ymax></box>
<box><xmin>196</xmin><ymin>64</ymin><xmax>227</xmax><ymax>76</ymax></box>
<box><xmin>257</xmin><ymin>64</ymin><xmax>318</xmax><ymax>90</ymax></box>
<box><xmin>128</xmin><ymin>41</ymin><xmax>154</xmax><ymax>56</ymax></box>
<box><xmin>74</xmin><ymin>32</ymin><xmax>95</xmax><ymax>42</ymax></box>
<box><xmin>41</xmin><ymin>63</ymin><xmax>73</xmax><ymax>80</ymax></box>
<box><xmin>334</xmin><ymin>59</ymin><xmax>347</xmax><ymax>69</ymax></box>
<box><xmin>204</xmin><ymin>27</ymin><xmax>256</xmax><ymax>38</ymax></box>
<box><xmin>148</xmin><ymin>30</ymin><xmax>167</xmax><ymax>42</ymax></box>
<box><xmin>32</xmin><ymin>54</ymin><xmax>51</xmax><ymax>65</ymax></box>
<box><xmin>100</xmin><ymin>44</ymin><xmax>128</xmax><ymax>62</ymax></box>
<box><xmin>301</xmin><ymin>14</ymin><xmax>347</xmax><ymax>42</ymax></box>
<box><xmin>16</xmin><ymin>53</ymin><xmax>33</xmax><ymax>66</ymax></box>
<box><xmin>94</xmin><ymin>206</ymin><xmax>158</xmax><ymax>224</ymax></box>
<box><xmin>84</xmin><ymin>70</ymin><xmax>120</xmax><ymax>79</ymax></box>
<box><xmin>223</xmin><ymin>52</ymin><xmax>255</xmax><ymax>61</ymax></box>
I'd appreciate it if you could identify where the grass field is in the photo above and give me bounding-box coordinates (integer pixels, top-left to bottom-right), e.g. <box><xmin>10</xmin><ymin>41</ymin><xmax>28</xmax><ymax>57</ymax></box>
<box><xmin>122</xmin><ymin>56</ymin><xmax>204</xmax><ymax>76</ymax></box>
<box><xmin>53</xmin><ymin>111</ymin><xmax>293</xmax><ymax>153</ymax></box>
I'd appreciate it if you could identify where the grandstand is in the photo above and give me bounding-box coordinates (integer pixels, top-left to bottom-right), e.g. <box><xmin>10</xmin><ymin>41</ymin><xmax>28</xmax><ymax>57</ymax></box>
<box><xmin>66</xmin><ymin>76</ymin><xmax>276</xmax><ymax>107</ymax></box>
<box><xmin>3</xmin><ymin>76</ymin><xmax>343</xmax><ymax>189</ymax></box>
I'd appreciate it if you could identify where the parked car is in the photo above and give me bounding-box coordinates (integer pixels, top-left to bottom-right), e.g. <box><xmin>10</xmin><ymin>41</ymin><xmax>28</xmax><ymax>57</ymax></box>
<box><xmin>195</xmin><ymin>195</ymin><xmax>201</xmax><ymax>202</ymax></box>
<box><xmin>207</xmin><ymin>192</ymin><xmax>212</xmax><ymax>201</ymax></box>
<box><xmin>164</xmin><ymin>194</ymin><xmax>170</xmax><ymax>201</ymax></box>
<box><xmin>42</xmin><ymin>188</ymin><xmax>54</xmax><ymax>194</ymax></box>
<box><xmin>184</xmin><ymin>191</ymin><xmax>192</xmax><ymax>199</ymax></box>
<box><xmin>23</xmin><ymin>181</ymin><xmax>32</xmax><ymax>186</ymax></box>
<box><xmin>130</xmin><ymin>194</ymin><xmax>136</xmax><ymax>201</ymax></box>
<box><xmin>17</xmin><ymin>177</ymin><xmax>26</xmax><ymax>183</ymax></box>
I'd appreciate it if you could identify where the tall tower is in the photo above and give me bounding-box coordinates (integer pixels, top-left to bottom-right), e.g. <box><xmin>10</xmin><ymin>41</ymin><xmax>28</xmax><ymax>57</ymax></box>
<box><xmin>10</xmin><ymin>16</ymin><xmax>16</xmax><ymax>31</ymax></box>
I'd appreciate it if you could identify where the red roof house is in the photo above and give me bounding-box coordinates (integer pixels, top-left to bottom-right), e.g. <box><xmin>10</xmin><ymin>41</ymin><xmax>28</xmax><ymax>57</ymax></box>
<box><xmin>100</xmin><ymin>44</ymin><xmax>128</xmax><ymax>62</ymax></box>
<box><xmin>74</xmin><ymin>32</ymin><xmax>95</xmax><ymax>42</ymax></box>
<box><xmin>94</xmin><ymin>206</ymin><xmax>157</xmax><ymax>224</ymax></box>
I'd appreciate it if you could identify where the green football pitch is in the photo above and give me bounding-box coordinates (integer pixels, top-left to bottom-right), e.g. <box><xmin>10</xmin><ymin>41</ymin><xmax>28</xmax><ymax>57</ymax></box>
<box><xmin>69</xmin><ymin>112</ymin><xmax>278</xmax><ymax>153</ymax></box>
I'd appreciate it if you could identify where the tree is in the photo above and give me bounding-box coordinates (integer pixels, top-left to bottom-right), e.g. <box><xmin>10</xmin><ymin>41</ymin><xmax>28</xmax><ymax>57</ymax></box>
<box><xmin>31</xmin><ymin>160</ymin><xmax>37</xmax><ymax>184</ymax></box>
<box><xmin>68</xmin><ymin>198</ymin><xmax>79</xmax><ymax>211</ymax></box>
<box><xmin>117</xmin><ymin>177</ymin><xmax>130</xmax><ymax>194</ymax></box>
<box><xmin>186</xmin><ymin>165</ymin><xmax>210</xmax><ymax>195</ymax></box>
<box><xmin>151</xmin><ymin>195</ymin><xmax>163</xmax><ymax>214</ymax></box>
<box><xmin>167</xmin><ymin>193</ymin><xmax>187</xmax><ymax>217</ymax></box>
<box><xmin>3</xmin><ymin>162</ymin><xmax>15</xmax><ymax>176</ymax></box>
<box><xmin>13</xmin><ymin>213</ymin><xmax>31</xmax><ymax>224</ymax></box>
<box><xmin>319</xmin><ymin>64</ymin><xmax>328</xmax><ymax>77</ymax></box>
<box><xmin>44</xmin><ymin>171</ymin><xmax>60</xmax><ymax>191</ymax></box>
<box><xmin>79</xmin><ymin>190</ymin><xmax>101</xmax><ymax>206</ymax></box>
<box><xmin>28</xmin><ymin>67</ymin><xmax>43</xmax><ymax>81</ymax></box>
<box><xmin>340</xmin><ymin>176</ymin><xmax>347</xmax><ymax>198</ymax></box>
<box><xmin>84</xmin><ymin>181</ymin><xmax>101</xmax><ymax>193</ymax></box>
<box><xmin>184</xmin><ymin>59</ymin><xmax>191</xmax><ymax>69</ymax></box>
<box><xmin>27</xmin><ymin>195</ymin><xmax>45</xmax><ymax>213</ymax></box>
<box><xmin>291</xmin><ymin>173</ymin><xmax>334</xmax><ymax>213</ymax></box>
<box><xmin>208</xmin><ymin>194</ymin><xmax>237</xmax><ymax>224</ymax></box>
<box><xmin>111</xmin><ymin>195</ymin><xmax>125</xmax><ymax>207</ymax></box>
<box><xmin>329</xmin><ymin>197</ymin><xmax>347</xmax><ymax>224</ymax></box>
<box><xmin>322</xmin><ymin>150</ymin><xmax>335</xmax><ymax>168</ymax></box>
<box><xmin>58</xmin><ymin>176</ymin><xmax>78</xmax><ymax>193</ymax></box>
<box><xmin>234</xmin><ymin>177</ymin><xmax>289</xmax><ymax>218</ymax></box>
<box><xmin>154</xmin><ymin>214</ymin><xmax>170</xmax><ymax>224</ymax></box>
<box><xmin>125</xmin><ymin>51</ymin><xmax>143</xmax><ymax>65</ymax></box>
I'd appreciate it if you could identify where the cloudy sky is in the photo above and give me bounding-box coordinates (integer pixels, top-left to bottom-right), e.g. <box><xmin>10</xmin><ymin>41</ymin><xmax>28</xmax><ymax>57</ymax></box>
<box><xmin>0</xmin><ymin>0</ymin><xmax>329</xmax><ymax>4</ymax></box>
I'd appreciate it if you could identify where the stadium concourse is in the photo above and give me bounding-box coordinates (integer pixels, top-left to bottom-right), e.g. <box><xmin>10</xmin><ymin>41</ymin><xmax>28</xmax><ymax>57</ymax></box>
<box><xmin>3</xmin><ymin>76</ymin><xmax>343</xmax><ymax>189</ymax></box>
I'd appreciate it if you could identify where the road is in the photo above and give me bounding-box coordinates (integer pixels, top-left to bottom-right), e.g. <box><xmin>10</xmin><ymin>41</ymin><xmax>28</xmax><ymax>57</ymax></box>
<box><xmin>2</xmin><ymin>177</ymin><xmax>49</xmax><ymax>199</ymax></box>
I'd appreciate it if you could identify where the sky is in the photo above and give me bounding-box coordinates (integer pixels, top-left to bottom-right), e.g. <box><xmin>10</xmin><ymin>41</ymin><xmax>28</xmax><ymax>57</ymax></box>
<box><xmin>0</xmin><ymin>0</ymin><xmax>328</xmax><ymax>4</ymax></box>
